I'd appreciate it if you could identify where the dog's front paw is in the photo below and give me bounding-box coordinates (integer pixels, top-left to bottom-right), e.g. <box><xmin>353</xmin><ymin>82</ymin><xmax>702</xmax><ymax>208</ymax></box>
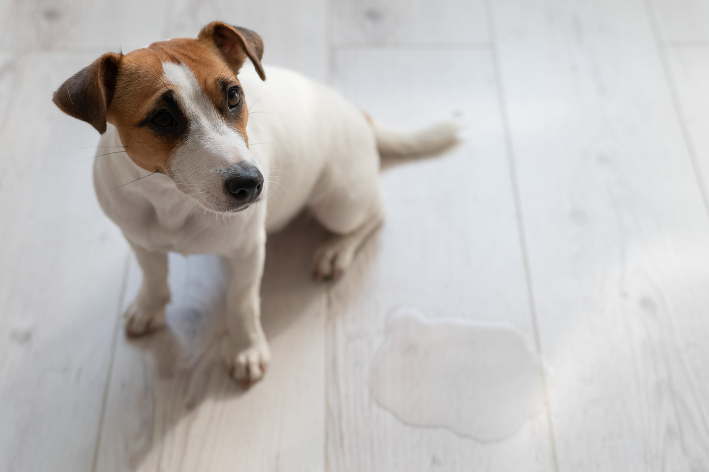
<box><xmin>225</xmin><ymin>341</ymin><xmax>271</xmax><ymax>386</ymax></box>
<box><xmin>124</xmin><ymin>300</ymin><xmax>166</xmax><ymax>338</ymax></box>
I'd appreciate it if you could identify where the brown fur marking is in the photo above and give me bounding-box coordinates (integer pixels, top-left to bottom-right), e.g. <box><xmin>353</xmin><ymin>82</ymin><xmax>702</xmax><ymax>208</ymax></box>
<box><xmin>52</xmin><ymin>22</ymin><xmax>266</xmax><ymax>174</ymax></box>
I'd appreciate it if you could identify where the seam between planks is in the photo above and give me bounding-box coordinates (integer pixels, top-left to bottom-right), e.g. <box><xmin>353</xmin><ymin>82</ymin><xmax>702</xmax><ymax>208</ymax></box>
<box><xmin>663</xmin><ymin>40</ymin><xmax>709</xmax><ymax>49</ymax></box>
<box><xmin>0</xmin><ymin>3</ymin><xmax>13</xmax><ymax>49</ymax></box>
<box><xmin>90</xmin><ymin>250</ymin><xmax>132</xmax><ymax>472</ymax></box>
<box><xmin>323</xmin><ymin>288</ymin><xmax>331</xmax><ymax>472</ymax></box>
<box><xmin>326</xmin><ymin>0</ymin><xmax>334</xmax><ymax>87</ymax></box>
<box><xmin>325</xmin><ymin>1</ymin><xmax>334</xmax><ymax>470</ymax></box>
<box><xmin>332</xmin><ymin>42</ymin><xmax>491</xmax><ymax>50</ymax></box>
<box><xmin>482</xmin><ymin>0</ymin><xmax>560</xmax><ymax>470</ymax></box>
<box><xmin>642</xmin><ymin>0</ymin><xmax>709</xmax><ymax>224</ymax></box>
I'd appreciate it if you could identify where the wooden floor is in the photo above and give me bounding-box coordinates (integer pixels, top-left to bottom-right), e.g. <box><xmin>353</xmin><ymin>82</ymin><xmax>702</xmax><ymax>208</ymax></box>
<box><xmin>2</xmin><ymin>0</ymin><xmax>709</xmax><ymax>470</ymax></box>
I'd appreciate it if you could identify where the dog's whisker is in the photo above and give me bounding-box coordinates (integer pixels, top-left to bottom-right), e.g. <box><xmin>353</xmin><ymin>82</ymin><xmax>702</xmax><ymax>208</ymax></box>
<box><xmin>267</xmin><ymin>179</ymin><xmax>288</xmax><ymax>197</ymax></box>
<box><xmin>182</xmin><ymin>203</ymin><xmax>199</xmax><ymax>226</ymax></box>
<box><xmin>246</xmin><ymin>92</ymin><xmax>269</xmax><ymax>113</ymax></box>
<box><xmin>112</xmin><ymin>171</ymin><xmax>158</xmax><ymax>190</ymax></box>
<box><xmin>161</xmin><ymin>189</ymin><xmax>208</xmax><ymax>216</ymax></box>
<box><xmin>248</xmin><ymin>141</ymin><xmax>277</xmax><ymax>146</ymax></box>
<box><xmin>266</xmin><ymin>185</ymin><xmax>282</xmax><ymax>200</ymax></box>
<box><xmin>166</xmin><ymin>191</ymin><xmax>196</xmax><ymax>213</ymax></box>
<box><xmin>183</xmin><ymin>205</ymin><xmax>195</xmax><ymax>225</ymax></box>
<box><xmin>265</xmin><ymin>183</ymin><xmax>284</xmax><ymax>201</ymax></box>
<box><xmin>81</xmin><ymin>150</ymin><xmax>128</xmax><ymax>162</ymax></box>
<box><xmin>201</xmin><ymin>206</ymin><xmax>210</xmax><ymax>226</ymax></box>
<box><xmin>165</xmin><ymin>196</ymin><xmax>186</xmax><ymax>214</ymax></box>
<box><xmin>158</xmin><ymin>189</ymin><xmax>180</xmax><ymax>214</ymax></box>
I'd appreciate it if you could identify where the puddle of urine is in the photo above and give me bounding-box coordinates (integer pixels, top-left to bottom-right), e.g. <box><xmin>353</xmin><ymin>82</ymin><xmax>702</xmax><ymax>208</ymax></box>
<box><xmin>370</xmin><ymin>307</ymin><xmax>546</xmax><ymax>442</ymax></box>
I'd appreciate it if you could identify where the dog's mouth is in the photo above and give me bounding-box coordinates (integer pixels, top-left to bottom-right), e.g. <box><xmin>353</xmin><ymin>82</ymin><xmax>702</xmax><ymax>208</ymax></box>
<box><xmin>224</xmin><ymin>195</ymin><xmax>264</xmax><ymax>213</ymax></box>
<box><xmin>181</xmin><ymin>188</ymin><xmax>263</xmax><ymax>215</ymax></box>
<box><xmin>170</xmin><ymin>162</ymin><xmax>265</xmax><ymax>215</ymax></box>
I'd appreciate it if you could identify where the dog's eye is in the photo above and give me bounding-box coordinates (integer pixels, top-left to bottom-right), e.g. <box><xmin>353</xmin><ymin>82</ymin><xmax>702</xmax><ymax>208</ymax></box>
<box><xmin>151</xmin><ymin>111</ymin><xmax>177</xmax><ymax>127</ymax></box>
<box><xmin>227</xmin><ymin>87</ymin><xmax>241</xmax><ymax>109</ymax></box>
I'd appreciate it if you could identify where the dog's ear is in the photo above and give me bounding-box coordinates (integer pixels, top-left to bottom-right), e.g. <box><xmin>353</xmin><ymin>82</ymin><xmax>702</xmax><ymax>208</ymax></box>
<box><xmin>199</xmin><ymin>21</ymin><xmax>266</xmax><ymax>81</ymax></box>
<box><xmin>52</xmin><ymin>52</ymin><xmax>123</xmax><ymax>134</ymax></box>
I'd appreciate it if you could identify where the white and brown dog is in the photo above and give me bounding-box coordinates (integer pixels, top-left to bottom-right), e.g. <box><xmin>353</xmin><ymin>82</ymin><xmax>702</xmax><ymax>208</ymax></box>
<box><xmin>53</xmin><ymin>22</ymin><xmax>459</xmax><ymax>384</ymax></box>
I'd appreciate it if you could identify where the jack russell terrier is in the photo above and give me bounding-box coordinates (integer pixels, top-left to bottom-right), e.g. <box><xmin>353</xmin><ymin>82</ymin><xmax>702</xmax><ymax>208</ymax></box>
<box><xmin>53</xmin><ymin>22</ymin><xmax>460</xmax><ymax>384</ymax></box>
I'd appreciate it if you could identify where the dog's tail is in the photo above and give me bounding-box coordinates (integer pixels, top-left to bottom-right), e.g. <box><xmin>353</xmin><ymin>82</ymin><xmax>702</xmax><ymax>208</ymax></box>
<box><xmin>370</xmin><ymin>117</ymin><xmax>463</xmax><ymax>158</ymax></box>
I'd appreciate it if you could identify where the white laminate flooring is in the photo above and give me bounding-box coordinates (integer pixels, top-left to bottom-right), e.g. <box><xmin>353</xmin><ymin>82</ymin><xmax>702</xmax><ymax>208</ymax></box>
<box><xmin>1</xmin><ymin>0</ymin><xmax>709</xmax><ymax>471</ymax></box>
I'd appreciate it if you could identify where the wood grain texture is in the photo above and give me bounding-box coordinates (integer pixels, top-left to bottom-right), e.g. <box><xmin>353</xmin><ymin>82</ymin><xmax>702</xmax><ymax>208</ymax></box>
<box><xmin>647</xmin><ymin>0</ymin><xmax>709</xmax><ymax>43</ymax></box>
<box><xmin>491</xmin><ymin>0</ymin><xmax>709</xmax><ymax>469</ymax></box>
<box><xmin>0</xmin><ymin>53</ymin><xmax>19</xmax><ymax>127</ymax></box>
<box><xmin>0</xmin><ymin>53</ymin><xmax>128</xmax><ymax>472</ymax></box>
<box><xmin>667</xmin><ymin>49</ymin><xmax>709</xmax><ymax>209</ymax></box>
<box><xmin>326</xmin><ymin>48</ymin><xmax>556</xmax><ymax>472</ymax></box>
<box><xmin>3</xmin><ymin>0</ymin><xmax>709</xmax><ymax>470</ymax></box>
<box><xmin>331</xmin><ymin>0</ymin><xmax>488</xmax><ymax>46</ymax></box>
<box><xmin>0</xmin><ymin>0</ymin><xmax>171</xmax><ymax>52</ymax></box>
<box><xmin>169</xmin><ymin>0</ymin><xmax>328</xmax><ymax>83</ymax></box>
<box><xmin>94</xmin><ymin>215</ymin><xmax>329</xmax><ymax>472</ymax></box>
<box><xmin>0</xmin><ymin>0</ymin><xmax>88</xmax><ymax>50</ymax></box>
<box><xmin>0</xmin><ymin>0</ymin><xmax>13</xmax><ymax>40</ymax></box>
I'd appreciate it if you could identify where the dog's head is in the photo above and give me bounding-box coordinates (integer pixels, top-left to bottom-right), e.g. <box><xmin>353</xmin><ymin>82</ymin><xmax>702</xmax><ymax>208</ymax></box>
<box><xmin>53</xmin><ymin>22</ymin><xmax>267</xmax><ymax>213</ymax></box>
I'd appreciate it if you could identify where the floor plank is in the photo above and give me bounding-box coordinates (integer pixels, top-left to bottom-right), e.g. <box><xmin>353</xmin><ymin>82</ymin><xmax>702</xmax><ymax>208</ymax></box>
<box><xmin>0</xmin><ymin>0</ymin><xmax>13</xmax><ymax>39</ymax></box>
<box><xmin>490</xmin><ymin>0</ymin><xmax>709</xmax><ymax>469</ymax></box>
<box><xmin>169</xmin><ymin>0</ymin><xmax>328</xmax><ymax>82</ymax></box>
<box><xmin>0</xmin><ymin>53</ymin><xmax>19</xmax><ymax>126</ymax></box>
<box><xmin>2</xmin><ymin>0</ymin><xmax>709</xmax><ymax>470</ymax></box>
<box><xmin>666</xmin><ymin>48</ymin><xmax>709</xmax><ymax>213</ymax></box>
<box><xmin>0</xmin><ymin>53</ymin><xmax>128</xmax><ymax>472</ymax></box>
<box><xmin>647</xmin><ymin>0</ymin><xmax>709</xmax><ymax>43</ymax></box>
<box><xmin>94</xmin><ymin>215</ymin><xmax>329</xmax><ymax>472</ymax></box>
<box><xmin>331</xmin><ymin>0</ymin><xmax>488</xmax><ymax>46</ymax></box>
<box><xmin>0</xmin><ymin>0</ymin><xmax>171</xmax><ymax>52</ymax></box>
<box><xmin>326</xmin><ymin>47</ymin><xmax>556</xmax><ymax>472</ymax></box>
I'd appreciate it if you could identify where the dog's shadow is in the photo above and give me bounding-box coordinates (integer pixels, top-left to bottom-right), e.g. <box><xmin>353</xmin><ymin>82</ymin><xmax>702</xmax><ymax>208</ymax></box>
<box><xmin>93</xmin><ymin>140</ymin><xmax>454</xmax><ymax>468</ymax></box>
<box><xmin>96</xmin><ymin>213</ymin><xmax>330</xmax><ymax>470</ymax></box>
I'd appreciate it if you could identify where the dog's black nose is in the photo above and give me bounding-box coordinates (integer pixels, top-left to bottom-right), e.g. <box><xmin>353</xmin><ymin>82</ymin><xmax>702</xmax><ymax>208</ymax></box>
<box><xmin>224</xmin><ymin>163</ymin><xmax>264</xmax><ymax>203</ymax></box>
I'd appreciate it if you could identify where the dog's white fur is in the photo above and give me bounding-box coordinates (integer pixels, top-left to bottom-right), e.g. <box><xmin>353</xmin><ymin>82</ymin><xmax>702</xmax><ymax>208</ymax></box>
<box><xmin>94</xmin><ymin>63</ymin><xmax>459</xmax><ymax>383</ymax></box>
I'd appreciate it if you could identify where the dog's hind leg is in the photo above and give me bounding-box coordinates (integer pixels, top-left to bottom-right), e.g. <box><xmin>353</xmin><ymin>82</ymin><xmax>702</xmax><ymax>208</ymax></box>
<box><xmin>309</xmin><ymin>176</ymin><xmax>384</xmax><ymax>281</ymax></box>
<box><xmin>308</xmin><ymin>114</ymin><xmax>384</xmax><ymax>280</ymax></box>
<box><xmin>311</xmin><ymin>210</ymin><xmax>383</xmax><ymax>280</ymax></box>
<box><xmin>124</xmin><ymin>241</ymin><xmax>171</xmax><ymax>337</ymax></box>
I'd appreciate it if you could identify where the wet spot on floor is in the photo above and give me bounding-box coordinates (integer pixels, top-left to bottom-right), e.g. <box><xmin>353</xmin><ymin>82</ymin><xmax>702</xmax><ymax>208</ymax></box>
<box><xmin>371</xmin><ymin>307</ymin><xmax>545</xmax><ymax>442</ymax></box>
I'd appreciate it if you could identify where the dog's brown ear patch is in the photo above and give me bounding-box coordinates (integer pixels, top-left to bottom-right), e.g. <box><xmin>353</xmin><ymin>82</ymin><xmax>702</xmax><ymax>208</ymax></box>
<box><xmin>52</xmin><ymin>52</ymin><xmax>123</xmax><ymax>134</ymax></box>
<box><xmin>199</xmin><ymin>21</ymin><xmax>266</xmax><ymax>81</ymax></box>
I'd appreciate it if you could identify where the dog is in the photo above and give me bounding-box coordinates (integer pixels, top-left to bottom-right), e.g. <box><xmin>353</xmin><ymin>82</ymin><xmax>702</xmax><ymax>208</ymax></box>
<box><xmin>52</xmin><ymin>21</ymin><xmax>460</xmax><ymax>384</ymax></box>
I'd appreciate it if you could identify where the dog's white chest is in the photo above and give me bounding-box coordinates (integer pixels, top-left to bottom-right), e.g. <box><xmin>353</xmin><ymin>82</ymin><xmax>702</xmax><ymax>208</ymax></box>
<box><xmin>94</xmin><ymin>151</ymin><xmax>262</xmax><ymax>256</ymax></box>
<box><xmin>128</xmin><ymin>196</ymin><xmax>256</xmax><ymax>255</ymax></box>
